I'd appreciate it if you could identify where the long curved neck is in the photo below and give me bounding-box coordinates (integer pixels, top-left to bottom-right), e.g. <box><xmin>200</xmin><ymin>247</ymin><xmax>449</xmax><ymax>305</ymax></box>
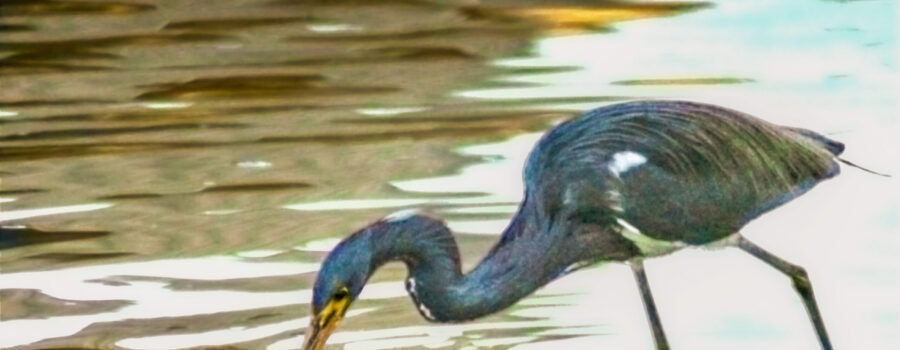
<box><xmin>367</xmin><ymin>206</ymin><xmax>567</xmax><ymax>322</ymax></box>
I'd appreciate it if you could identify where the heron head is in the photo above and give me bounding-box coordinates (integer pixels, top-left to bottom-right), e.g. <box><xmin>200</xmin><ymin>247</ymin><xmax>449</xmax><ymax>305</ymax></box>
<box><xmin>303</xmin><ymin>210</ymin><xmax>450</xmax><ymax>349</ymax></box>
<box><xmin>303</xmin><ymin>229</ymin><xmax>372</xmax><ymax>350</ymax></box>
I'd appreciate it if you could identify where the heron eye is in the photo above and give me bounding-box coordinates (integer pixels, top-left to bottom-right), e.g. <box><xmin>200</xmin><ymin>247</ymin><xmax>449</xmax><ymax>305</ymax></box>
<box><xmin>333</xmin><ymin>288</ymin><xmax>349</xmax><ymax>301</ymax></box>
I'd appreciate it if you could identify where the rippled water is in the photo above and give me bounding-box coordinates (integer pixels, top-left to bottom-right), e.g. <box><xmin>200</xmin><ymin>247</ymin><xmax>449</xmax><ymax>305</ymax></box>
<box><xmin>1</xmin><ymin>0</ymin><xmax>898</xmax><ymax>349</ymax></box>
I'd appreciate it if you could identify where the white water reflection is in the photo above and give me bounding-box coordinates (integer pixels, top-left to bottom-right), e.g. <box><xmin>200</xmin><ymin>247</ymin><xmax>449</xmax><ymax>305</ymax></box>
<box><xmin>356</xmin><ymin>107</ymin><xmax>430</xmax><ymax>116</ymax></box>
<box><xmin>1</xmin><ymin>284</ymin><xmax>301</xmax><ymax>348</ymax></box>
<box><xmin>0</xmin><ymin>256</ymin><xmax>409</xmax><ymax>349</ymax></box>
<box><xmin>307</xmin><ymin>24</ymin><xmax>363</xmax><ymax>33</ymax></box>
<box><xmin>0</xmin><ymin>257</ymin><xmax>311</xmax><ymax>348</ymax></box>
<box><xmin>142</xmin><ymin>102</ymin><xmax>193</xmax><ymax>109</ymax></box>
<box><xmin>116</xmin><ymin>308</ymin><xmax>375</xmax><ymax>350</ymax></box>
<box><xmin>202</xmin><ymin>209</ymin><xmax>244</xmax><ymax>215</ymax></box>
<box><xmin>0</xmin><ymin>203</ymin><xmax>112</xmax><ymax>222</ymax></box>
<box><xmin>0</xmin><ymin>256</ymin><xmax>311</xmax><ymax>287</ymax></box>
<box><xmin>236</xmin><ymin>160</ymin><xmax>273</xmax><ymax>169</ymax></box>
<box><xmin>294</xmin><ymin>237</ymin><xmax>342</xmax><ymax>252</ymax></box>
<box><xmin>284</xmin><ymin>133</ymin><xmax>541</xmax><ymax>216</ymax></box>
<box><xmin>391</xmin><ymin>133</ymin><xmax>541</xmax><ymax>202</ymax></box>
<box><xmin>446</xmin><ymin>220</ymin><xmax>513</xmax><ymax>235</ymax></box>
<box><xmin>236</xmin><ymin>249</ymin><xmax>287</xmax><ymax>258</ymax></box>
<box><xmin>0</xmin><ymin>110</ymin><xmax>19</xmax><ymax>118</ymax></box>
<box><xmin>462</xmin><ymin>0</ymin><xmax>898</xmax><ymax>134</ymax></box>
<box><xmin>285</xmin><ymin>133</ymin><xmax>540</xmax><ymax>234</ymax></box>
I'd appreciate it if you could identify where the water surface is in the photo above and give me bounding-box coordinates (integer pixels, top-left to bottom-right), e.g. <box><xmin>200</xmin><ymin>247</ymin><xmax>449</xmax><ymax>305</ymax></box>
<box><xmin>1</xmin><ymin>0</ymin><xmax>897</xmax><ymax>349</ymax></box>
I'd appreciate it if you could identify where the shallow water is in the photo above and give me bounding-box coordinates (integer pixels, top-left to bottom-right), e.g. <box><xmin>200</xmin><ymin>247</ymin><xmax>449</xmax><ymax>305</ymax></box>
<box><xmin>1</xmin><ymin>0</ymin><xmax>898</xmax><ymax>349</ymax></box>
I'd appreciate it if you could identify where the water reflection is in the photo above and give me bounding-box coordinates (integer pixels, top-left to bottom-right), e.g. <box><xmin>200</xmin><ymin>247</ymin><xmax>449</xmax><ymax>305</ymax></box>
<box><xmin>355</xmin><ymin>107</ymin><xmax>429</xmax><ymax>117</ymax></box>
<box><xmin>0</xmin><ymin>203</ymin><xmax>112</xmax><ymax>222</ymax></box>
<box><xmin>294</xmin><ymin>238</ymin><xmax>341</xmax><ymax>252</ymax></box>
<box><xmin>0</xmin><ymin>0</ymin><xmax>896</xmax><ymax>349</ymax></box>
<box><xmin>2</xmin><ymin>1</ymin><xmax>156</xmax><ymax>16</ymax></box>
<box><xmin>0</xmin><ymin>225</ymin><xmax>111</xmax><ymax>250</ymax></box>
<box><xmin>0</xmin><ymin>256</ymin><xmax>316</xmax><ymax>347</ymax></box>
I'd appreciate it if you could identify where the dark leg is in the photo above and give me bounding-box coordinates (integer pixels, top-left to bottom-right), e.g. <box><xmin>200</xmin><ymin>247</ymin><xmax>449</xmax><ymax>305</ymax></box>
<box><xmin>736</xmin><ymin>235</ymin><xmax>833</xmax><ymax>350</ymax></box>
<box><xmin>629</xmin><ymin>259</ymin><xmax>670</xmax><ymax>350</ymax></box>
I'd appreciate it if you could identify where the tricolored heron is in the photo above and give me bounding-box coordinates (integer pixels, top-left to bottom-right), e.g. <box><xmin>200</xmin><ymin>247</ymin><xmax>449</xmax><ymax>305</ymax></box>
<box><xmin>303</xmin><ymin>100</ymin><xmax>856</xmax><ymax>350</ymax></box>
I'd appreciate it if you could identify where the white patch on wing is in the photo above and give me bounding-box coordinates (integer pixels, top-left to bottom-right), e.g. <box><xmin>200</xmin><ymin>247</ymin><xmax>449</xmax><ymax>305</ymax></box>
<box><xmin>385</xmin><ymin>209</ymin><xmax>421</xmax><ymax>222</ymax></box>
<box><xmin>615</xmin><ymin>217</ymin><xmax>685</xmax><ymax>257</ymax></box>
<box><xmin>608</xmin><ymin>151</ymin><xmax>647</xmax><ymax>177</ymax></box>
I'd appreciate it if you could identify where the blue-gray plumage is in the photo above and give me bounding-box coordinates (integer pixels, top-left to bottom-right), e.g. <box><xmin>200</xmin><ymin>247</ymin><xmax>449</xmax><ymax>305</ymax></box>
<box><xmin>303</xmin><ymin>100</ymin><xmax>844</xmax><ymax>350</ymax></box>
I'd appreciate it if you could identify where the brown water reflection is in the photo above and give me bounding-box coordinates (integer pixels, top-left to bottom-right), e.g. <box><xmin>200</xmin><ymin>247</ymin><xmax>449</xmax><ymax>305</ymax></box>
<box><xmin>0</xmin><ymin>226</ymin><xmax>111</xmax><ymax>249</ymax></box>
<box><xmin>1</xmin><ymin>0</ymin><xmax>708</xmax><ymax>348</ymax></box>
<box><xmin>3</xmin><ymin>1</ymin><xmax>156</xmax><ymax>16</ymax></box>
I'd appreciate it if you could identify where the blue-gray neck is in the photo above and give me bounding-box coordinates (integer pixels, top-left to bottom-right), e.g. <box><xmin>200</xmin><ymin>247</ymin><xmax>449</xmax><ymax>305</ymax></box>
<box><xmin>356</xmin><ymin>206</ymin><xmax>566</xmax><ymax>322</ymax></box>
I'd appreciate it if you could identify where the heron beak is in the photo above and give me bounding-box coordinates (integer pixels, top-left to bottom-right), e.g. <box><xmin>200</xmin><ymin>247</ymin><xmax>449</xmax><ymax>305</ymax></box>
<box><xmin>302</xmin><ymin>297</ymin><xmax>351</xmax><ymax>350</ymax></box>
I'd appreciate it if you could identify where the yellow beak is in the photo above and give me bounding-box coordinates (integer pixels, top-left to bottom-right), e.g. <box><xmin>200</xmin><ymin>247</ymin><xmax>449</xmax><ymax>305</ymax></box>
<box><xmin>302</xmin><ymin>297</ymin><xmax>350</xmax><ymax>350</ymax></box>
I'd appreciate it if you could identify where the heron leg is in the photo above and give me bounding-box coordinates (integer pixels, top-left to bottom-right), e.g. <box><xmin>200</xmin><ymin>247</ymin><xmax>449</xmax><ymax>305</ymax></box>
<box><xmin>629</xmin><ymin>259</ymin><xmax>670</xmax><ymax>350</ymax></box>
<box><xmin>735</xmin><ymin>235</ymin><xmax>833</xmax><ymax>350</ymax></box>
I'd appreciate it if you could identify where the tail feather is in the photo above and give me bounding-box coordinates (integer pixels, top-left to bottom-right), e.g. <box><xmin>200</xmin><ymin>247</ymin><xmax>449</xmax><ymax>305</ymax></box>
<box><xmin>786</xmin><ymin>127</ymin><xmax>888</xmax><ymax>177</ymax></box>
